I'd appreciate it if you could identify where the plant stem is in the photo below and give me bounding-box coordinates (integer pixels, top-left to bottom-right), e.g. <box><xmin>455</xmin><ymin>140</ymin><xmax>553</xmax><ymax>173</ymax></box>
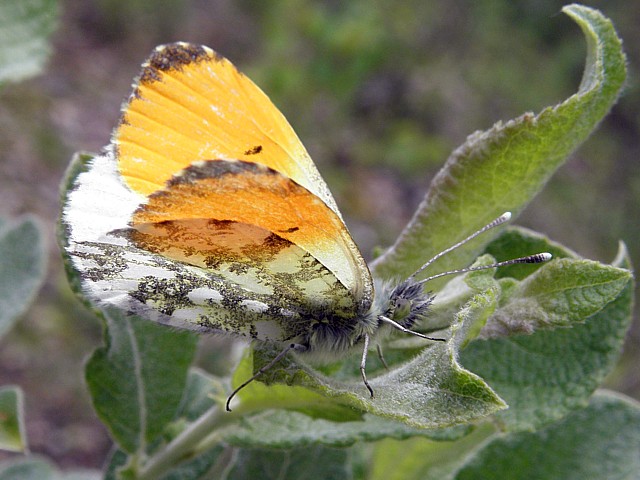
<box><xmin>137</xmin><ymin>405</ymin><xmax>234</xmax><ymax>479</ymax></box>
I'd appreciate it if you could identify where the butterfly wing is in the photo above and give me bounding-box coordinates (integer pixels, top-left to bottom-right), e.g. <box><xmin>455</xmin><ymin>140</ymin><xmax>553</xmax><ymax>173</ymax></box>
<box><xmin>116</xmin><ymin>43</ymin><xmax>335</xmax><ymax>208</ymax></box>
<box><xmin>62</xmin><ymin>154</ymin><xmax>359</xmax><ymax>344</ymax></box>
<box><xmin>115</xmin><ymin>42</ymin><xmax>372</xmax><ymax>304</ymax></box>
<box><xmin>62</xmin><ymin>43</ymin><xmax>374</xmax><ymax>343</ymax></box>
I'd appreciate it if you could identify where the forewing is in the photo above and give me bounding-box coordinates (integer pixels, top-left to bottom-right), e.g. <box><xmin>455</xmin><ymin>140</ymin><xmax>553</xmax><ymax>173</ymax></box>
<box><xmin>115</xmin><ymin>42</ymin><xmax>336</xmax><ymax>213</ymax></box>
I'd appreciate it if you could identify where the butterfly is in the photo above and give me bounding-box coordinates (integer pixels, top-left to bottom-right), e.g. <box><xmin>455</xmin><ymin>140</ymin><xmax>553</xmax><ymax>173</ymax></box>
<box><xmin>61</xmin><ymin>43</ymin><xmax>549</xmax><ymax>411</ymax></box>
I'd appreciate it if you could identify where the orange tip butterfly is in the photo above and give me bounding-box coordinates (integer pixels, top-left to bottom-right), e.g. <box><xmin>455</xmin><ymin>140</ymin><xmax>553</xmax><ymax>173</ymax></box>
<box><xmin>60</xmin><ymin>43</ymin><xmax>551</xmax><ymax>411</ymax></box>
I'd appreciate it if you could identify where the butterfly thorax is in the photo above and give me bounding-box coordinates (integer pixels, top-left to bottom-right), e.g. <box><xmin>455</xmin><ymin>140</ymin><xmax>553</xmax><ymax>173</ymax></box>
<box><xmin>299</xmin><ymin>278</ymin><xmax>434</xmax><ymax>362</ymax></box>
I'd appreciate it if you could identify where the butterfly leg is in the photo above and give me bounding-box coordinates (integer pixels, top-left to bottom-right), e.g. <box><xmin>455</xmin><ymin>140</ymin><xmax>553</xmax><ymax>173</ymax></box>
<box><xmin>376</xmin><ymin>343</ymin><xmax>389</xmax><ymax>370</ymax></box>
<box><xmin>360</xmin><ymin>333</ymin><xmax>375</xmax><ymax>398</ymax></box>
<box><xmin>226</xmin><ymin>343</ymin><xmax>299</xmax><ymax>411</ymax></box>
<box><xmin>379</xmin><ymin>315</ymin><xmax>446</xmax><ymax>342</ymax></box>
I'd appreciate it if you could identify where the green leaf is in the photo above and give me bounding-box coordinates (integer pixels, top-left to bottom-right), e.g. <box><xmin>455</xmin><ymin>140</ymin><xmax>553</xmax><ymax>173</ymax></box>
<box><xmin>169</xmin><ymin>369</ymin><xmax>469</xmax><ymax>452</ymax></box>
<box><xmin>480</xmin><ymin>258</ymin><xmax>631</xmax><ymax>338</ymax></box>
<box><xmin>0</xmin><ymin>386</ymin><xmax>26</xmax><ymax>452</ymax></box>
<box><xmin>0</xmin><ymin>216</ymin><xmax>47</xmax><ymax>339</ymax></box>
<box><xmin>0</xmin><ymin>457</ymin><xmax>101</xmax><ymax>480</ymax></box>
<box><xmin>0</xmin><ymin>0</ymin><xmax>59</xmax><ymax>85</ymax></box>
<box><xmin>104</xmin><ymin>445</ymin><xmax>226</xmax><ymax>480</ymax></box>
<box><xmin>420</xmin><ymin>257</ymin><xmax>502</xmax><ymax>335</ymax></box>
<box><xmin>230</xmin><ymin>345</ymin><xmax>365</xmax><ymax>422</ymax></box>
<box><xmin>370</xmin><ymin>4</ymin><xmax>627</xmax><ymax>284</ymax></box>
<box><xmin>157</xmin><ymin>445</ymin><xmax>226</xmax><ymax>480</ymax></box>
<box><xmin>484</xmin><ymin>226</ymin><xmax>580</xmax><ymax>280</ymax></box>
<box><xmin>226</xmin><ymin>409</ymin><xmax>470</xmax><ymax>449</ymax></box>
<box><xmin>369</xmin><ymin>424</ymin><xmax>496</xmax><ymax>480</ymax></box>
<box><xmin>454</xmin><ymin>391</ymin><xmax>640</xmax><ymax>480</ymax></box>
<box><xmin>233</xmin><ymin>290</ymin><xmax>505</xmax><ymax>430</ymax></box>
<box><xmin>0</xmin><ymin>458</ymin><xmax>58</xmax><ymax>480</ymax></box>
<box><xmin>62</xmin><ymin>471</ymin><xmax>102</xmax><ymax>480</ymax></box>
<box><xmin>175</xmin><ymin>368</ymin><xmax>224</xmax><ymax>422</ymax></box>
<box><xmin>85</xmin><ymin>309</ymin><xmax>198</xmax><ymax>454</ymax></box>
<box><xmin>460</xmin><ymin>244</ymin><xmax>634</xmax><ymax>431</ymax></box>
<box><xmin>223</xmin><ymin>445</ymin><xmax>353</xmax><ymax>480</ymax></box>
<box><xmin>58</xmin><ymin>152</ymin><xmax>95</xmax><ymax>304</ymax></box>
<box><xmin>369</xmin><ymin>391</ymin><xmax>640</xmax><ymax>480</ymax></box>
<box><xmin>103</xmin><ymin>449</ymin><xmax>128</xmax><ymax>480</ymax></box>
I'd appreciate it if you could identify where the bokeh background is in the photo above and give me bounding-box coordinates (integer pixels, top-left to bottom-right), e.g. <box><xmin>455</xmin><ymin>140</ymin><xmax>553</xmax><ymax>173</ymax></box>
<box><xmin>0</xmin><ymin>0</ymin><xmax>637</xmax><ymax>470</ymax></box>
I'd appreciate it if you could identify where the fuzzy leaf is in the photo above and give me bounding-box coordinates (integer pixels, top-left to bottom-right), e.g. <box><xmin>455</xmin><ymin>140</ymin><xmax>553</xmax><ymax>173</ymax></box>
<box><xmin>227</xmin><ymin>409</ymin><xmax>469</xmax><ymax>449</ymax></box>
<box><xmin>370</xmin><ymin>4</ymin><xmax>627</xmax><ymax>284</ymax></box>
<box><xmin>58</xmin><ymin>152</ymin><xmax>95</xmax><ymax>303</ymax></box>
<box><xmin>0</xmin><ymin>458</ymin><xmax>58</xmax><ymax>480</ymax></box>
<box><xmin>424</xmin><ymin>255</ymin><xmax>503</xmax><ymax>335</ymax></box>
<box><xmin>0</xmin><ymin>0</ymin><xmax>58</xmax><ymax>84</ymax></box>
<box><xmin>480</xmin><ymin>258</ymin><xmax>631</xmax><ymax>338</ymax></box>
<box><xmin>460</xmin><ymin>244</ymin><xmax>634</xmax><ymax>431</ymax></box>
<box><xmin>104</xmin><ymin>446</ymin><xmax>226</xmax><ymax>480</ymax></box>
<box><xmin>484</xmin><ymin>227</ymin><xmax>580</xmax><ymax>279</ymax></box>
<box><xmin>369</xmin><ymin>424</ymin><xmax>495</xmax><ymax>480</ymax></box>
<box><xmin>369</xmin><ymin>391</ymin><xmax>640</xmax><ymax>480</ymax></box>
<box><xmin>85</xmin><ymin>309</ymin><xmax>198</xmax><ymax>454</ymax></box>
<box><xmin>103</xmin><ymin>450</ymin><xmax>128</xmax><ymax>480</ymax></box>
<box><xmin>223</xmin><ymin>445</ymin><xmax>352</xmax><ymax>480</ymax></box>
<box><xmin>182</xmin><ymin>368</ymin><xmax>469</xmax><ymax>449</ymax></box>
<box><xmin>157</xmin><ymin>446</ymin><xmax>226</xmax><ymax>480</ymax></box>
<box><xmin>454</xmin><ymin>391</ymin><xmax>640</xmax><ymax>480</ymax></box>
<box><xmin>175</xmin><ymin>368</ymin><xmax>224</xmax><ymax>422</ymax></box>
<box><xmin>0</xmin><ymin>387</ymin><xmax>26</xmax><ymax>453</ymax></box>
<box><xmin>0</xmin><ymin>457</ymin><xmax>100</xmax><ymax>480</ymax></box>
<box><xmin>0</xmin><ymin>216</ymin><xmax>47</xmax><ymax>339</ymax></box>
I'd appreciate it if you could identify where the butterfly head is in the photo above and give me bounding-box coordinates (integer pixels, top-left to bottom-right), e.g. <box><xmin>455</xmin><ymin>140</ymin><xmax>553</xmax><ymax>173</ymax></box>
<box><xmin>374</xmin><ymin>278</ymin><xmax>435</xmax><ymax>333</ymax></box>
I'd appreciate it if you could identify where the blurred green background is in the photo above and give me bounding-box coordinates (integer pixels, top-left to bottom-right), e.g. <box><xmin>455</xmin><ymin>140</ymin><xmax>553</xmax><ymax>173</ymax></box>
<box><xmin>0</xmin><ymin>0</ymin><xmax>637</xmax><ymax>470</ymax></box>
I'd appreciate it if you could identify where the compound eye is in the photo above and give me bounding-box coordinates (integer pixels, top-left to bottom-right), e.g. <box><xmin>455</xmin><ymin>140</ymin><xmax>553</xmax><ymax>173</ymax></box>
<box><xmin>392</xmin><ymin>298</ymin><xmax>412</xmax><ymax>321</ymax></box>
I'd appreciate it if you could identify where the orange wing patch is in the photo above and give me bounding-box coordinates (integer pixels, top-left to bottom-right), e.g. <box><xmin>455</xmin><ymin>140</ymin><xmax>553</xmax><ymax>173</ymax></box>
<box><xmin>131</xmin><ymin>159</ymin><xmax>370</xmax><ymax>304</ymax></box>
<box><xmin>115</xmin><ymin>43</ymin><xmax>336</xmax><ymax>215</ymax></box>
<box><xmin>126</xmin><ymin>218</ymin><xmax>357</xmax><ymax>319</ymax></box>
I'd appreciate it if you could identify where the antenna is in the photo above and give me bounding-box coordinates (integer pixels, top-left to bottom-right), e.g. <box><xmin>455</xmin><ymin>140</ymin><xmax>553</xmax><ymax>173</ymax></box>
<box><xmin>404</xmin><ymin>211</ymin><xmax>552</xmax><ymax>287</ymax></box>
<box><xmin>409</xmin><ymin>212</ymin><xmax>512</xmax><ymax>281</ymax></box>
<box><xmin>416</xmin><ymin>252</ymin><xmax>552</xmax><ymax>286</ymax></box>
